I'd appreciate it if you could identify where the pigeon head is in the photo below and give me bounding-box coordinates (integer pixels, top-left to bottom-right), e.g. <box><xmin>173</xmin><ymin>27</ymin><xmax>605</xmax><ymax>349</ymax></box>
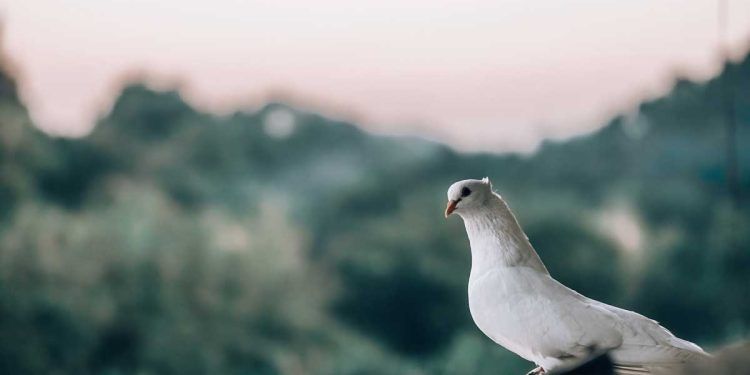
<box><xmin>445</xmin><ymin>177</ymin><xmax>493</xmax><ymax>218</ymax></box>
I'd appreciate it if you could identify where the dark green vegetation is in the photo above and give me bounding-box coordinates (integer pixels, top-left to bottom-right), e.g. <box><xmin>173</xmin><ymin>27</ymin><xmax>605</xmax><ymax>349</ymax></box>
<box><xmin>0</xmin><ymin>48</ymin><xmax>748</xmax><ymax>374</ymax></box>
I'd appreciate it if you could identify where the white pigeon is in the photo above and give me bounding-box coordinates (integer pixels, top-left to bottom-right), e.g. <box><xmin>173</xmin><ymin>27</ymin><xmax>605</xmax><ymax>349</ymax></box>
<box><xmin>445</xmin><ymin>178</ymin><xmax>708</xmax><ymax>375</ymax></box>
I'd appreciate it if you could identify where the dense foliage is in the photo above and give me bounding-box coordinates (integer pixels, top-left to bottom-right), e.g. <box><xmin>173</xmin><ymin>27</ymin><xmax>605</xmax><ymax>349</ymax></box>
<box><xmin>0</xmin><ymin>50</ymin><xmax>748</xmax><ymax>374</ymax></box>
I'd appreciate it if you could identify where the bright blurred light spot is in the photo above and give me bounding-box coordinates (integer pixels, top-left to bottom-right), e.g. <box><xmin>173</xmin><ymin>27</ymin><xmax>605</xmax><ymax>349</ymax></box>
<box><xmin>621</xmin><ymin>111</ymin><xmax>650</xmax><ymax>140</ymax></box>
<box><xmin>597</xmin><ymin>204</ymin><xmax>644</xmax><ymax>255</ymax></box>
<box><xmin>263</xmin><ymin>108</ymin><xmax>296</xmax><ymax>139</ymax></box>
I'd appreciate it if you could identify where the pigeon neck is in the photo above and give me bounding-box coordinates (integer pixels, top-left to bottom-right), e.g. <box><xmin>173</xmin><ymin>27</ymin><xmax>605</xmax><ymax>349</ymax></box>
<box><xmin>463</xmin><ymin>194</ymin><xmax>549</xmax><ymax>279</ymax></box>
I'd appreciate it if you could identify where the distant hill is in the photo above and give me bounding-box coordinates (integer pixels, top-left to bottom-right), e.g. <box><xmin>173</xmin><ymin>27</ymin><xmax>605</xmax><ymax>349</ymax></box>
<box><xmin>0</xmin><ymin>48</ymin><xmax>748</xmax><ymax>374</ymax></box>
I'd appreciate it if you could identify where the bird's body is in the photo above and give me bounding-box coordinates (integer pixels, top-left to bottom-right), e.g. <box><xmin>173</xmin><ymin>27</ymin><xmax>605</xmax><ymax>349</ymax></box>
<box><xmin>446</xmin><ymin>179</ymin><xmax>708</xmax><ymax>374</ymax></box>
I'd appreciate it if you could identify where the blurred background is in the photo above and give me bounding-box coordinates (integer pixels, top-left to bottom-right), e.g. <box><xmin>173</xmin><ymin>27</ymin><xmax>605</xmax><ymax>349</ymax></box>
<box><xmin>0</xmin><ymin>1</ymin><xmax>749</xmax><ymax>374</ymax></box>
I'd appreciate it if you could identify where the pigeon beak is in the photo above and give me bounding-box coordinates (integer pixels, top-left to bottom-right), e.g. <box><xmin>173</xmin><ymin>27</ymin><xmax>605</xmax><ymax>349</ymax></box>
<box><xmin>445</xmin><ymin>200</ymin><xmax>459</xmax><ymax>218</ymax></box>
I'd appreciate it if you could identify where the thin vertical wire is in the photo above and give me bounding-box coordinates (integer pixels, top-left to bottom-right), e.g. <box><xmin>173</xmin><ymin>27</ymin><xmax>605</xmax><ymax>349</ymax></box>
<box><xmin>718</xmin><ymin>0</ymin><xmax>741</xmax><ymax>208</ymax></box>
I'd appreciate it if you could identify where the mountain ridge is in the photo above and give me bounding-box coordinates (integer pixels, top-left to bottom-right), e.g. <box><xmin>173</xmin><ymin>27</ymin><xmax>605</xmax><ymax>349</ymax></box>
<box><xmin>0</xmin><ymin>48</ymin><xmax>748</xmax><ymax>374</ymax></box>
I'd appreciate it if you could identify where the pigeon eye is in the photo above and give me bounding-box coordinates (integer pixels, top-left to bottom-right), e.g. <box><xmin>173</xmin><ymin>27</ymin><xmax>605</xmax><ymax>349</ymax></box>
<box><xmin>461</xmin><ymin>187</ymin><xmax>472</xmax><ymax>197</ymax></box>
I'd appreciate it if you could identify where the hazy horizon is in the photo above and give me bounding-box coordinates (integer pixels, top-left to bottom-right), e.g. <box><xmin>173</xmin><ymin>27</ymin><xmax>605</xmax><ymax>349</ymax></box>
<box><xmin>1</xmin><ymin>3</ymin><xmax>749</xmax><ymax>374</ymax></box>
<box><xmin>2</xmin><ymin>0</ymin><xmax>750</xmax><ymax>152</ymax></box>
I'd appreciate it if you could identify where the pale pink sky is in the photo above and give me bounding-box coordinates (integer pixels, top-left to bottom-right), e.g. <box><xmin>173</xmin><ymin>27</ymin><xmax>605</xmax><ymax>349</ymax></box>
<box><xmin>2</xmin><ymin>0</ymin><xmax>749</xmax><ymax>152</ymax></box>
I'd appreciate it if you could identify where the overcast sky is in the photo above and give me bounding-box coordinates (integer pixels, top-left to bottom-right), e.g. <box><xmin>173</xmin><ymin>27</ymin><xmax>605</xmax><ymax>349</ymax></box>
<box><xmin>2</xmin><ymin>0</ymin><xmax>749</xmax><ymax>152</ymax></box>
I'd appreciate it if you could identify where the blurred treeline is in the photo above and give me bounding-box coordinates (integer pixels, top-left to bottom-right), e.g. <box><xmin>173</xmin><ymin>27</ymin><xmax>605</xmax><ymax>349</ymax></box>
<box><xmin>0</xmin><ymin>46</ymin><xmax>749</xmax><ymax>374</ymax></box>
